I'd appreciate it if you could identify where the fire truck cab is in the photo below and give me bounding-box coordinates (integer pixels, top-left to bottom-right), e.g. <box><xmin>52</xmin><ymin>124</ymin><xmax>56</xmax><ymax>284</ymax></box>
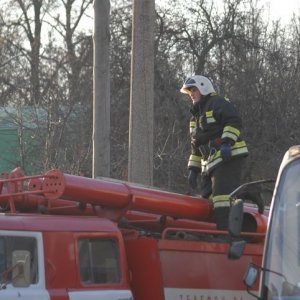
<box><xmin>0</xmin><ymin>215</ymin><xmax>132</xmax><ymax>300</ymax></box>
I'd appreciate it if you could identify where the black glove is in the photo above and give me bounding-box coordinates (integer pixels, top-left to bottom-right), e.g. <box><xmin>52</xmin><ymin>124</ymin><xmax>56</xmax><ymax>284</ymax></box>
<box><xmin>220</xmin><ymin>143</ymin><xmax>232</xmax><ymax>161</ymax></box>
<box><xmin>188</xmin><ymin>169</ymin><xmax>198</xmax><ymax>189</ymax></box>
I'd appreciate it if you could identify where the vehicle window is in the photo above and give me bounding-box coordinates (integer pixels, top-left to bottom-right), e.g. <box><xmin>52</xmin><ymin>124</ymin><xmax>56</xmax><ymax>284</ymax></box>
<box><xmin>0</xmin><ymin>236</ymin><xmax>38</xmax><ymax>286</ymax></box>
<box><xmin>78</xmin><ymin>238</ymin><xmax>120</xmax><ymax>284</ymax></box>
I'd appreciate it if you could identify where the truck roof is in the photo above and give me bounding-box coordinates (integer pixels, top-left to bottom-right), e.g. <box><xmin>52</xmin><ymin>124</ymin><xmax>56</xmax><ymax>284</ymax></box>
<box><xmin>0</xmin><ymin>213</ymin><xmax>119</xmax><ymax>232</ymax></box>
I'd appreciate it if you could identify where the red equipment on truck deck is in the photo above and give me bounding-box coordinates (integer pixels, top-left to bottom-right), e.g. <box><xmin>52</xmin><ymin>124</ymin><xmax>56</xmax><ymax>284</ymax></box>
<box><xmin>0</xmin><ymin>168</ymin><xmax>214</xmax><ymax>222</ymax></box>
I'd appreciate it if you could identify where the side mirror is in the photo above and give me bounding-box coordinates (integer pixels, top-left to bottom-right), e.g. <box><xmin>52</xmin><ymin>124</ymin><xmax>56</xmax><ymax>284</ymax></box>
<box><xmin>243</xmin><ymin>263</ymin><xmax>260</xmax><ymax>299</ymax></box>
<box><xmin>227</xmin><ymin>240</ymin><xmax>246</xmax><ymax>260</ymax></box>
<box><xmin>12</xmin><ymin>250</ymin><xmax>31</xmax><ymax>287</ymax></box>
<box><xmin>228</xmin><ymin>199</ymin><xmax>244</xmax><ymax>237</ymax></box>
<box><xmin>244</xmin><ymin>263</ymin><xmax>259</xmax><ymax>288</ymax></box>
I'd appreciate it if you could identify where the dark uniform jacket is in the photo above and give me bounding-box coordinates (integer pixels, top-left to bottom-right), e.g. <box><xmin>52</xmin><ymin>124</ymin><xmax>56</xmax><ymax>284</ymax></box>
<box><xmin>188</xmin><ymin>92</ymin><xmax>248</xmax><ymax>174</ymax></box>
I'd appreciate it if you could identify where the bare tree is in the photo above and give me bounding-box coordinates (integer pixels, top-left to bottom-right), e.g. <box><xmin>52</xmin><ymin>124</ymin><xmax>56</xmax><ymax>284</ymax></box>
<box><xmin>15</xmin><ymin>0</ymin><xmax>43</xmax><ymax>105</ymax></box>
<box><xmin>0</xmin><ymin>0</ymin><xmax>94</xmax><ymax>174</ymax></box>
<box><xmin>42</xmin><ymin>0</ymin><xmax>93</xmax><ymax>172</ymax></box>
<box><xmin>2</xmin><ymin>0</ymin><xmax>300</xmax><ymax>192</ymax></box>
<box><xmin>109</xmin><ymin>2</ymin><xmax>131</xmax><ymax>180</ymax></box>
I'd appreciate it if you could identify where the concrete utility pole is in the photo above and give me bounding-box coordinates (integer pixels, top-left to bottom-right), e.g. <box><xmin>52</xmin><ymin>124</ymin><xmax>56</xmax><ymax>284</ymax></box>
<box><xmin>93</xmin><ymin>0</ymin><xmax>110</xmax><ymax>178</ymax></box>
<box><xmin>128</xmin><ymin>0</ymin><xmax>155</xmax><ymax>185</ymax></box>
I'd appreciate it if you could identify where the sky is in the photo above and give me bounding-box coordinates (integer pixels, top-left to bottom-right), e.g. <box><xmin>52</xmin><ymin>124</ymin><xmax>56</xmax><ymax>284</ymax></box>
<box><xmin>265</xmin><ymin>0</ymin><xmax>300</xmax><ymax>23</ymax></box>
<box><xmin>156</xmin><ymin>0</ymin><xmax>300</xmax><ymax>24</ymax></box>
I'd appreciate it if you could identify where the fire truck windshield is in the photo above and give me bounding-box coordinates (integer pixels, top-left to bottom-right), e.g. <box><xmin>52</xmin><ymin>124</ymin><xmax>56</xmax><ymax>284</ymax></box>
<box><xmin>262</xmin><ymin>158</ymin><xmax>300</xmax><ymax>299</ymax></box>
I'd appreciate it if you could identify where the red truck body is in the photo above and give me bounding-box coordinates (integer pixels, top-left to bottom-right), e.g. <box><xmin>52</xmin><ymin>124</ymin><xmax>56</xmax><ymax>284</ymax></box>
<box><xmin>0</xmin><ymin>168</ymin><xmax>267</xmax><ymax>300</ymax></box>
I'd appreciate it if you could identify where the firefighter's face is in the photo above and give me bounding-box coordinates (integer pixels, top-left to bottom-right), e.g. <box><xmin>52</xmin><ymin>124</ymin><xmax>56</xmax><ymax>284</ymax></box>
<box><xmin>187</xmin><ymin>86</ymin><xmax>201</xmax><ymax>104</ymax></box>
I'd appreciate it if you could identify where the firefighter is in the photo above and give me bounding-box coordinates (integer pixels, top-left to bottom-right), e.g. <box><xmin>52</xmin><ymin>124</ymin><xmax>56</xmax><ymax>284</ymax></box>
<box><xmin>180</xmin><ymin>75</ymin><xmax>249</xmax><ymax>230</ymax></box>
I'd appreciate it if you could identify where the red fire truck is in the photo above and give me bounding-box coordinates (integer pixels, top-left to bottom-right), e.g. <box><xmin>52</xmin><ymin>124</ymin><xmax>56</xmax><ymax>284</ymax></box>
<box><xmin>0</xmin><ymin>167</ymin><xmax>268</xmax><ymax>300</ymax></box>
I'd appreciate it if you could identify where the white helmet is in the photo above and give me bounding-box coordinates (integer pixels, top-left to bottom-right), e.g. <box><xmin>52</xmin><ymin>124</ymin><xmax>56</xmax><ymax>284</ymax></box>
<box><xmin>180</xmin><ymin>75</ymin><xmax>215</xmax><ymax>96</ymax></box>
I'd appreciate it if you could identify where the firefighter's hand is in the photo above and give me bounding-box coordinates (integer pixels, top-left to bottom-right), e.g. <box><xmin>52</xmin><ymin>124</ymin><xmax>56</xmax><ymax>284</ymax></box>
<box><xmin>188</xmin><ymin>169</ymin><xmax>198</xmax><ymax>189</ymax></box>
<box><xmin>220</xmin><ymin>143</ymin><xmax>232</xmax><ymax>161</ymax></box>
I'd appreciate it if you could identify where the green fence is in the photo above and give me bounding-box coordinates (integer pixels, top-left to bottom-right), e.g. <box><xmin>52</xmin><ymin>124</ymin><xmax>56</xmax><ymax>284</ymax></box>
<box><xmin>0</xmin><ymin>108</ymin><xmax>45</xmax><ymax>174</ymax></box>
<box><xmin>0</xmin><ymin>128</ymin><xmax>19</xmax><ymax>173</ymax></box>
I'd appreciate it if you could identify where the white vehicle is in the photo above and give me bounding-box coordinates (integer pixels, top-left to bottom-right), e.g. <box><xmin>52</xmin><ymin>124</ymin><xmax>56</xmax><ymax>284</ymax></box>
<box><xmin>230</xmin><ymin>145</ymin><xmax>300</xmax><ymax>300</ymax></box>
